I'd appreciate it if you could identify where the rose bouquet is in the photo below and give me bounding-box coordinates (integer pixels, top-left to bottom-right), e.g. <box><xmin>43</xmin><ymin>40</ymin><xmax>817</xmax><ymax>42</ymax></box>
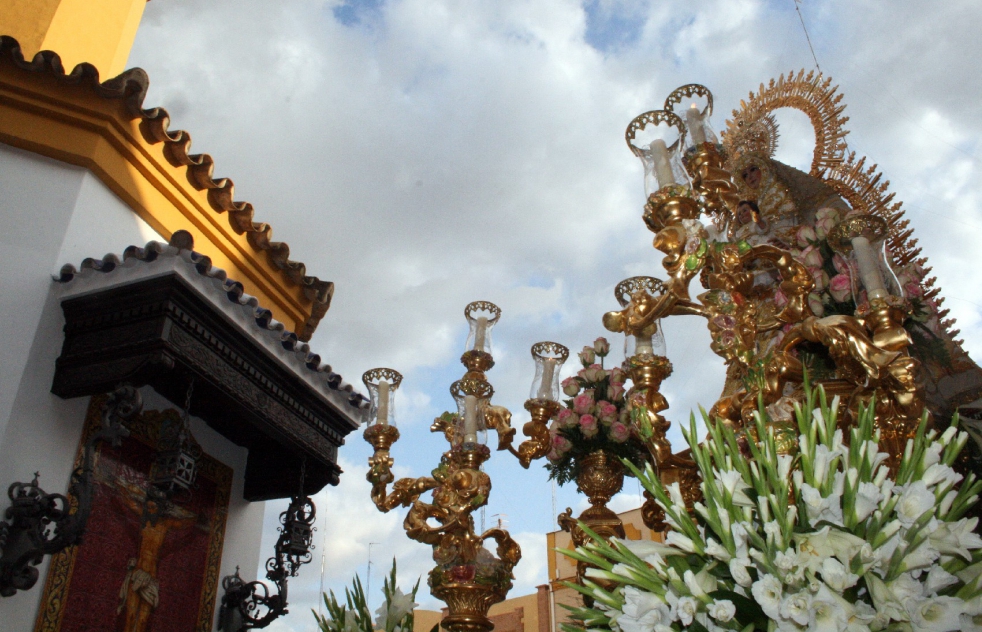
<box><xmin>544</xmin><ymin>337</ymin><xmax>650</xmax><ymax>486</ymax></box>
<box><xmin>314</xmin><ymin>560</ymin><xmax>425</xmax><ymax>632</ymax></box>
<box><xmin>561</xmin><ymin>383</ymin><xmax>982</xmax><ymax>632</ymax></box>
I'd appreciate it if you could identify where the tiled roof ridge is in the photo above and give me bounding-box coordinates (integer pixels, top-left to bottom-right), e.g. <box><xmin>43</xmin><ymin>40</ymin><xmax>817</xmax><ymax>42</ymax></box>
<box><xmin>0</xmin><ymin>35</ymin><xmax>332</xmax><ymax>341</ymax></box>
<box><xmin>55</xmin><ymin>230</ymin><xmax>368</xmax><ymax>411</ymax></box>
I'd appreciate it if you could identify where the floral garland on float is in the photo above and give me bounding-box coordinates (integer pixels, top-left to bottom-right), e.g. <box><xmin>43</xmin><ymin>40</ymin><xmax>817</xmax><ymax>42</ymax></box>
<box><xmin>560</xmin><ymin>383</ymin><xmax>982</xmax><ymax>632</ymax></box>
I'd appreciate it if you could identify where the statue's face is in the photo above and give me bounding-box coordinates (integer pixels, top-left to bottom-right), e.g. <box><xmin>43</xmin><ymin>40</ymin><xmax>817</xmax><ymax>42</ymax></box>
<box><xmin>736</xmin><ymin>203</ymin><xmax>754</xmax><ymax>225</ymax></box>
<box><xmin>741</xmin><ymin>164</ymin><xmax>762</xmax><ymax>189</ymax></box>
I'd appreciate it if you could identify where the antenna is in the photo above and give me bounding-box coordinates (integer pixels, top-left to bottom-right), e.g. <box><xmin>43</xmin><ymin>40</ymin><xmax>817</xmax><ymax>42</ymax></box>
<box><xmin>491</xmin><ymin>513</ymin><xmax>508</xmax><ymax>530</ymax></box>
<box><xmin>318</xmin><ymin>511</ymin><xmax>328</xmax><ymax>617</ymax></box>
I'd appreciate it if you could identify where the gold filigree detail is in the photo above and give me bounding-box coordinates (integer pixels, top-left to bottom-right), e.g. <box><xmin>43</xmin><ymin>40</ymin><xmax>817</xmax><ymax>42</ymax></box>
<box><xmin>625</xmin><ymin>110</ymin><xmax>686</xmax><ymax>156</ymax></box>
<box><xmin>722</xmin><ymin>69</ymin><xmax>849</xmax><ymax>176</ymax></box>
<box><xmin>663</xmin><ymin>84</ymin><xmax>714</xmax><ymax>117</ymax></box>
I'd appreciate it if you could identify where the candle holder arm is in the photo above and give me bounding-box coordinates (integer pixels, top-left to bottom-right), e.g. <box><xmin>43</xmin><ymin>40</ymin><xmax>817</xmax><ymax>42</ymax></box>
<box><xmin>364</xmin><ymin>424</ymin><xmax>440</xmax><ymax>512</ymax></box>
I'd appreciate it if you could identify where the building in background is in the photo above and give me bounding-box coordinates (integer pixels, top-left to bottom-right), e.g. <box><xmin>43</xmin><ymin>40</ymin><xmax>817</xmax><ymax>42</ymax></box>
<box><xmin>0</xmin><ymin>3</ymin><xmax>366</xmax><ymax>630</ymax></box>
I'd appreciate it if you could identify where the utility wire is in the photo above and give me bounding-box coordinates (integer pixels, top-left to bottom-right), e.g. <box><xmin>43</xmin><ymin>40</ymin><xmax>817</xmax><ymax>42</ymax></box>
<box><xmin>793</xmin><ymin>0</ymin><xmax>822</xmax><ymax>73</ymax></box>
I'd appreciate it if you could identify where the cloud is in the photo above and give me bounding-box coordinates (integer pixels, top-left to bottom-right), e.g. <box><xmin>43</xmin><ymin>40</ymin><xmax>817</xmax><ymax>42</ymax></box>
<box><xmin>127</xmin><ymin>1</ymin><xmax>982</xmax><ymax>629</ymax></box>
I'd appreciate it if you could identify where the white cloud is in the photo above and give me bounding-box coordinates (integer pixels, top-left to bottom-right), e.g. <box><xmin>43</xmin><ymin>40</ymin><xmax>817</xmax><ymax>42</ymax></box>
<box><xmin>127</xmin><ymin>1</ymin><xmax>982</xmax><ymax>629</ymax></box>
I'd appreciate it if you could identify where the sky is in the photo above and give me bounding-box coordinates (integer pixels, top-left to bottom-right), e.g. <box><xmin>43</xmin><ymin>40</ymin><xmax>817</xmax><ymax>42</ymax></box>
<box><xmin>125</xmin><ymin>1</ymin><xmax>982</xmax><ymax>629</ymax></box>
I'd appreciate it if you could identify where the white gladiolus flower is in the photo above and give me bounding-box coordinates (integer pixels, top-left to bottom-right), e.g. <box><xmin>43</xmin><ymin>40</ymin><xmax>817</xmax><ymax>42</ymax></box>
<box><xmin>900</xmin><ymin>540</ymin><xmax>941</xmax><ymax>573</ymax></box>
<box><xmin>922</xmin><ymin>463</ymin><xmax>962</xmax><ymax>490</ymax></box>
<box><xmin>925</xmin><ymin>566</ymin><xmax>959</xmax><ymax>594</ymax></box>
<box><xmin>616</xmin><ymin>586</ymin><xmax>672</xmax><ymax>632</ymax></box>
<box><xmin>800</xmin><ymin>483</ymin><xmax>844</xmax><ymax>526</ymax></box>
<box><xmin>705</xmin><ymin>537</ymin><xmax>730</xmax><ymax>561</ymax></box>
<box><xmin>896</xmin><ymin>481</ymin><xmax>937</xmax><ymax>527</ymax></box>
<box><xmin>930</xmin><ymin>518</ymin><xmax>982</xmax><ymax>561</ymax></box>
<box><xmin>665</xmin><ymin>530</ymin><xmax>697</xmax><ymax>553</ymax></box>
<box><xmin>375</xmin><ymin>587</ymin><xmax>418</xmax><ymax>632</ymax></box>
<box><xmin>812</xmin><ymin>590</ymin><xmax>849</xmax><ymax>632</ymax></box>
<box><xmin>854</xmin><ymin>481</ymin><xmax>883</xmax><ymax>522</ymax></box>
<box><xmin>731</xmin><ymin>522</ymin><xmax>750</xmax><ymax>559</ymax></box>
<box><xmin>683</xmin><ymin>569</ymin><xmax>717</xmax><ymax>599</ymax></box>
<box><xmin>820</xmin><ymin>557</ymin><xmax>859</xmax><ymax>592</ymax></box>
<box><xmin>707</xmin><ymin>599</ymin><xmax>736</xmax><ymax>623</ymax></box>
<box><xmin>751</xmin><ymin>574</ymin><xmax>783</xmax><ymax>619</ymax></box>
<box><xmin>922</xmin><ymin>442</ymin><xmax>944</xmax><ymax>469</ymax></box>
<box><xmin>674</xmin><ymin>595</ymin><xmax>699</xmax><ymax>626</ymax></box>
<box><xmin>780</xmin><ymin>591</ymin><xmax>813</xmax><ymax>625</ymax></box>
<box><xmin>906</xmin><ymin>596</ymin><xmax>963</xmax><ymax>632</ymax></box>
<box><xmin>716</xmin><ymin>469</ymin><xmax>755</xmax><ymax>507</ymax></box>
<box><xmin>729</xmin><ymin>557</ymin><xmax>754</xmax><ymax>587</ymax></box>
<box><xmin>867</xmin><ymin>574</ymin><xmax>907</xmax><ymax>622</ymax></box>
<box><xmin>890</xmin><ymin>572</ymin><xmax>926</xmax><ymax>602</ymax></box>
<box><xmin>666</xmin><ymin>482</ymin><xmax>685</xmax><ymax>507</ymax></box>
<box><xmin>614</xmin><ymin>538</ymin><xmax>681</xmax><ymax>561</ymax></box>
<box><xmin>940</xmin><ymin>426</ymin><xmax>958</xmax><ymax>445</ymax></box>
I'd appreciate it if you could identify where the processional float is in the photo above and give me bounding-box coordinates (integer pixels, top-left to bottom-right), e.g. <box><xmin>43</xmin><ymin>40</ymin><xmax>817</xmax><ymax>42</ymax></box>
<box><xmin>362</xmin><ymin>71</ymin><xmax>979</xmax><ymax>632</ymax></box>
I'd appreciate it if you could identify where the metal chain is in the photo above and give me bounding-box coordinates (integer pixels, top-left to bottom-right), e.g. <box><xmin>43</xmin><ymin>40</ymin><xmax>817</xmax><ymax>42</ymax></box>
<box><xmin>298</xmin><ymin>456</ymin><xmax>307</xmax><ymax>496</ymax></box>
<box><xmin>181</xmin><ymin>375</ymin><xmax>196</xmax><ymax>432</ymax></box>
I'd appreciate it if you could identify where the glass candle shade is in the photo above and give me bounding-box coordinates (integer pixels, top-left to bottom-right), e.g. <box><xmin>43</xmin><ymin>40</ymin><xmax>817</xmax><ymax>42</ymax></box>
<box><xmin>614</xmin><ymin>276</ymin><xmax>670</xmax><ymax>360</ymax></box>
<box><xmin>625</xmin><ymin>110</ymin><xmax>691</xmax><ymax>197</ymax></box>
<box><xmin>450</xmin><ymin>379</ymin><xmax>493</xmax><ymax>447</ymax></box>
<box><xmin>464</xmin><ymin>301</ymin><xmax>501</xmax><ymax>354</ymax></box>
<box><xmin>362</xmin><ymin>368</ymin><xmax>403</xmax><ymax>427</ymax></box>
<box><xmin>827</xmin><ymin>214</ymin><xmax>903</xmax><ymax>304</ymax></box>
<box><xmin>529</xmin><ymin>342</ymin><xmax>570</xmax><ymax>402</ymax></box>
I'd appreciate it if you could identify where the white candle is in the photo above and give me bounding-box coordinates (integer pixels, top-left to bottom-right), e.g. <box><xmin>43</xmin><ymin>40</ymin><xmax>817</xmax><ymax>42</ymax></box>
<box><xmin>376</xmin><ymin>380</ymin><xmax>390</xmax><ymax>425</ymax></box>
<box><xmin>648</xmin><ymin>139</ymin><xmax>676</xmax><ymax>189</ymax></box>
<box><xmin>635</xmin><ymin>333</ymin><xmax>654</xmax><ymax>356</ymax></box>
<box><xmin>537</xmin><ymin>358</ymin><xmax>556</xmax><ymax>400</ymax></box>
<box><xmin>463</xmin><ymin>395</ymin><xmax>478</xmax><ymax>444</ymax></box>
<box><xmin>851</xmin><ymin>236</ymin><xmax>888</xmax><ymax>300</ymax></box>
<box><xmin>474</xmin><ymin>317</ymin><xmax>488</xmax><ymax>352</ymax></box>
<box><xmin>685</xmin><ymin>104</ymin><xmax>707</xmax><ymax>145</ymax></box>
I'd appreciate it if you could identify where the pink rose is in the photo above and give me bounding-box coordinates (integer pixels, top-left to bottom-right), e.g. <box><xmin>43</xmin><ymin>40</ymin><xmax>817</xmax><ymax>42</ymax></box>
<box><xmin>561</xmin><ymin>376</ymin><xmax>580</xmax><ymax>397</ymax></box>
<box><xmin>796</xmin><ymin>225</ymin><xmax>817</xmax><ymax>247</ymax></box>
<box><xmin>552</xmin><ymin>434</ymin><xmax>572</xmax><ymax>453</ymax></box>
<box><xmin>609</xmin><ymin>421</ymin><xmax>631</xmax><ymax>443</ymax></box>
<box><xmin>572</xmin><ymin>391</ymin><xmax>595</xmax><ymax>414</ymax></box>
<box><xmin>810</xmin><ymin>268</ymin><xmax>829</xmax><ymax>292</ymax></box>
<box><xmin>832</xmin><ymin>253</ymin><xmax>850</xmax><ymax>275</ymax></box>
<box><xmin>546</xmin><ymin>449</ymin><xmax>559</xmax><ymax>462</ymax></box>
<box><xmin>579</xmin><ymin>414</ymin><xmax>598</xmax><ymax>438</ymax></box>
<box><xmin>581</xmin><ymin>364</ymin><xmax>605</xmax><ymax>383</ymax></box>
<box><xmin>808</xmin><ymin>293</ymin><xmax>824</xmax><ymax>317</ymax></box>
<box><xmin>829</xmin><ymin>273</ymin><xmax>852</xmax><ymax>303</ymax></box>
<box><xmin>904</xmin><ymin>281</ymin><xmax>923</xmax><ymax>298</ymax></box>
<box><xmin>608</xmin><ymin>381</ymin><xmax>625</xmax><ymax>401</ymax></box>
<box><xmin>593</xmin><ymin>337</ymin><xmax>610</xmax><ymax>357</ymax></box>
<box><xmin>815</xmin><ymin>207</ymin><xmax>840</xmax><ymax>223</ymax></box>
<box><xmin>597</xmin><ymin>401</ymin><xmax>618</xmax><ymax>422</ymax></box>
<box><xmin>557</xmin><ymin>408</ymin><xmax>579</xmax><ymax>428</ymax></box>
<box><xmin>800</xmin><ymin>245</ymin><xmax>824</xmax><ymax>269</ymax></box>
<box><xmin>814</xmin><ymin>216</ymin><xmax>837</xmax><ymax>240</ymax></box>
<box><xmin>610</xmin><ymin>367</ymin><xmax>626</xmax><ymax>384</ymax></box>
<box><xmin>578</xmin><ymin>346</ymin><xmax>596</xmax><ymax>366</ymax></box>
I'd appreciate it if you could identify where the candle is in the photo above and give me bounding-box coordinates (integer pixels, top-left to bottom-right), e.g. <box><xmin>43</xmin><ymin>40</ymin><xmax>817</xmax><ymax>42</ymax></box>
<box><xmin>463</xmin><ymin>395</ymin><xmax>478</xmax><ymax>444</ymax></box>
<box><xmin>376</xmin><ymin>380</ymin><xmax>390</xmax><ymax>424</ymax></box>
<box><xmin>536</xmin><ymin>358</ymin><xmax>556</xmax><ymax>400</ymax></box>
<box><xmin>474</xmin><ymin>316</ymin><xmax>488</xmax><ymax>352</ymax></box>
<box><xmin>635</xmin><ymin>333</ymin><xmax>654</xmax><ymax>356</ymax></box>
<box><xmin>648</xmin><ymin>139</ymin><xmax>676</xmax><ymax>189</ymax></box>
<box><xmin>685</xmin><ymin>104</ymin><xmax>707</xmax><ymax>145</ymax></box>
<box><xmin>851</xmin><ymin>236</ymin><xmax>888</xmax><ymax>300</ymax></box>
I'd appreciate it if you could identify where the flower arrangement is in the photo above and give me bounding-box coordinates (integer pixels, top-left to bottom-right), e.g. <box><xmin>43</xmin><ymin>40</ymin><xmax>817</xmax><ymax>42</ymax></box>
<box><xmin>544</xmin><ymin>337</ymin><xmax>650</xmax><ymax>486</ymax></box>
<box><xmin>561</xmin><ymin>383</ymin><xmax>982</xmax><ymax>632</ymax></box>
<box><xmin>314</xmin><ymin>561</ymin><xmax>426</xmax><ymax>632</ymax></box>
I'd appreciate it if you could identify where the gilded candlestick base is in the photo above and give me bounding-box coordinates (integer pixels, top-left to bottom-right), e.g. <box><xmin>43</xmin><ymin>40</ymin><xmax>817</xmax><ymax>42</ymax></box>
<box><xmin>643</xmin><ymin>189</ymin><xmax>701</xmax><ymax>234</ymax></box>
<box><xmin>461</xmin><ymin>350</ymin><xmax>495</xmax><ymax>379</ymax></box>
<box><xmin>558</xmin><ymin>450</ymin><xmax>626</xmax><ymax>593</ymax></box>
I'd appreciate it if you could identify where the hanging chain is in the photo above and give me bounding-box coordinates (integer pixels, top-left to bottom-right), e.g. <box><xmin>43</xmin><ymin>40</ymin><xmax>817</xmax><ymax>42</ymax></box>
<box><xmin>298</xmin><ymin>456</ymin><xmax>307</xmax><ymax>497</ymax></box>
<box><xmin>181</xmin><ymin>375</ymin><xmax>196</xmax><ymax>433</ymax></box>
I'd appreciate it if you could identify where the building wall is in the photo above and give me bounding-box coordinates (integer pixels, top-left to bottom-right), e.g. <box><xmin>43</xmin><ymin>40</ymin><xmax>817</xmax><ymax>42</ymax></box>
<box><xmin>0</xmin><ymin>142</ymin><xmax>262</xmax><ymax>629</ymax></box>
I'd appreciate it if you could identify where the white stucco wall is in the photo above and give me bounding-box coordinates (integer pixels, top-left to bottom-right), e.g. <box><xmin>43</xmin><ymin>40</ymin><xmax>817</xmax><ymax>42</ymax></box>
<box><xmin>0</xmin><ymin>143</ymin><xmax>263</xmax><ymax>629</ymax></box>
<box><xmin>0</xmin><ymin>142</ymin><xmax>160</xmax><ymax>444</ymax></box>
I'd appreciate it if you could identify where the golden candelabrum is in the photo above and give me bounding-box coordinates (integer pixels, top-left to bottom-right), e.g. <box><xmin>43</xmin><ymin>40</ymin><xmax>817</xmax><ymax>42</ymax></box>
<box><xmin>364</xmin><ymin>302</ymin><xmax>569</xmax><ymax>632</ymax></box>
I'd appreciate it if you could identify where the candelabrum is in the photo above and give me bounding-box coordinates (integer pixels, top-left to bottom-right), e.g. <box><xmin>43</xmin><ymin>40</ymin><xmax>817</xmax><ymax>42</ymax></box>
<box><xmin>363</xmin><ymin>302</ymin><xmax>521</xmax><ymax>632</ymax></box>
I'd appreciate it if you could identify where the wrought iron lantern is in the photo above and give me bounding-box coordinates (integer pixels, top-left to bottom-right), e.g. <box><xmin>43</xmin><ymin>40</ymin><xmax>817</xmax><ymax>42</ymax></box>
<box><xmin>0</xmin><ymin>385</ymin><xmax>141</xmax><ymax>596</ymax></box>
<box><xmin>150</xmin><ymin>377</ymin><xmax>201</xmax><ymax>502</ymax></box>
